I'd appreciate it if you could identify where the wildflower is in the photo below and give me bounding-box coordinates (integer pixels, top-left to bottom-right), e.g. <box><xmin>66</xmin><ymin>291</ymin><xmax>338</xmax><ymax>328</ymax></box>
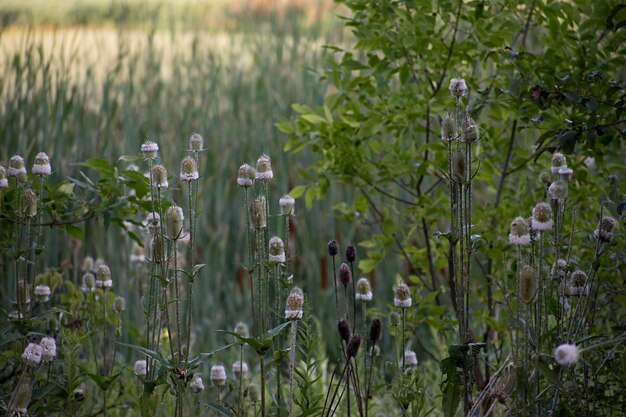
<box><xmin>594</xmin><ymin>216</ymin><xmax>615</xmax><ymax>243</ymax></box>
<box><xmin>130</xmin><ymin>243</ymin><xmax>145</xmax><ymax>263</ymax></box>
<box><xmin>568</xmin><ymin>270</ymin><xmax>589</xmax><ymax>296</ymax></box>
<box><xmin>35</xmin><ymin>285</ymin><xmax>51</xmax><ymax>302</ymax></box>
<box><xmin>97</xmin><ymin>264</ymin><xmax>111</xmax><ymax>284</ymax></box>
<box><xmin>234</xmin><ymin>322</ymin><xmax>249</xmax><ymax>338</ymax></box>
<box><xmin>519</xmin><ymin>265</ymin><xmax>536</xmax><ymax>303</ymax></box>
<box><xmin>21</xmin><ymin>189</ymin><xmax>37</xmax><ymax>217</ymax></box>
<box><xmin>285</xmin><ymin>287</ymin><xmax>304</xmax><ymax>320</ymax></box>
<box><xmin>40</xmin><ymin>337</ymin><xmax>56</xmax><ymax>361</ymax></box>
<box><xmin>8</xmin><ymin>155</ymin><xmax>26</xmax><ymax>178</ymax></box>
<box><xmin>548</xmin><ymin>180</ymin><xmax>568</xmax><ymax>200</ymax></box>
<box><xmin>0</xmin><ymin>166</ymin><xmax>7</xmax><ymax>188</ymax></box>
<box><xmin>279</xmin><ymin>194</ymin><xmax>295</xmax><ymax>215</ymax></box>
<box><xmin>404</xmin><ymin>350</ymin><xmax>418</xmax><ymax>367</ymax></box>
<box><xmin>356</xmin><ymin>277</ymin><xmax>373</xmax><ymax>301</ymax></box>
<box><xmin>210</xmin><ymin>365</ymin><xmax>227</xmax><ymax>386</ymax></box>
<box><xmin>249</xmin><ymin>197</ymin><xmax>267</xmax><ymax>229</ymax></box>
<box><xmin>337</xmin><ymin>319</ymin><xmax>351</xmax><ymax>343</ymax></box>
<box><xmin>190</xmin><ymin>375</ymin><xmax>205</xmax><ymax>394</ymax></box>
<box><xmin>146</xmin><ymin>212</ymin><xmax>161</xmax><ymax>234</ymax></box>
<box><xmin>141</xmin><ymin>141</ymin><xmax>159</xmax><ymax>158</ymax></box>
<box><xmin>189</xmin><ymin>133</ymin><xmax>204</xmax><ymax>151</ymax></box>
<box><xmin>11</xmin><ymin>382</ymin><xmax>32</xmax><ymax>414</ymax></box>
<box><xmin>532</xmin><ymin>202</ymin><xmax>554</xmax><ymax>231</ymax></box>
<box><xmin>22</xmin><ymin>343</ymin><xmax>43</xmax><ymax>366</ymax></box>
<box><xmin>83</xmin><ymin>256</ymin><xmax>94</xmax><ymax>272</ymax></box>
<box><xmin>346</xmin><ymin>244</ymin><xmax>357</xmax><ymax>263</ymax></box>
<box><xmin>237</xmin><ymin>164</ymin><xmax>256</xmax><ymax>188</ymax></box>
<box><xmin>32</xmin><ymin>152</ymin><xmax>51</xmax><ymax>176</ymax></box>
<box><xmin>269</xmin><ymin>236</ymin><xmax>286</xmax><ymax>262</ymax></box>
<box><xmin>554</xmin><ymin>344</ymin><xmax>579</xmax><ymax>367</ymax></box>
<box><xmin>83</xmin><ymin>273</ymin><xmax>96</xmax><ymax>291</ymax></box>
<box><xmin>462</xmin><ymin>117</ymin><xmax>479</xmax><ymax>143</ymax></box>
<box><xmin>134</xmin><ymin>360</ymin><xmax>147</xmax><ymax>377</ymax></box>
<box><xmin>232</xmin><ymin>361</ymin><xmax>249</xmax><ymax>377</ymax></box>
<box><xmin>557</xmin><ymin>166</ymin><xmax>573</xmax><ymax>181</ymax></box>
<box><xmin>255</xmin><ymin>154</ymin><xmax>273</xmax><ymax>181</ymax></box>
<box><xmin>449</xmin><ymin>78</ymin><xmax>467</xmax><ymax>97</ymax></box>
<box><xmin>369</xmin><ymin>318</ymin><xmax>382</xmax><ymax>342</ymax></box>
<box><xmin>114</xmin><ymin>296</ymin><xmax>126</xmax><ymax>312</ymax></box>
<box><xmin>441</xmin><ymin>112</ymin><xmax>455</xmax><ymax>142</ymax></box>
<box><xmin>339</xmin><ymin>263</ymin><xmax>352</xmax><ymax>287</ymax></box>
<box><xmin>166</xmin><ymin>205</ymin><xmax>184</xmax><ymax>240</ymax></box>
<box><xmin>551</xmin><ymin>259</ymin><xmax>568</xmax><ymax>279</ymax></box>
<box><xmin>509</xmin><ymin>217</ymin><xmax>531</xmax><ymax>246</ymax></box>
<box><xmin>346</xmin><ymin>335</ymin><xmax>362</xmax><ymax>358</ymax></box>
<box><xmin>180</xmin><ymin>156</ymin><xmax>199</xmax><ymax>181</ymax></box>
<box><xmin>394</xmin><ymin>282</ymin><xmax>412</xmax><ymax>308</ymax></box>
<box><xmin>151</xmin><ymin>164</ymin><xmax>168</xmax><ymax>189</ymax></box>
<box><xmin>551</xmin><ymin>153</ymin><xmax>567</xmax><ymax>174</ymax></box>
<box><xmin>327</xmin><ymin>240</ymin><xmax>338</xmax><ymax>256</ymax></box>
<box><xmin>388</xmin><ymin>311</ymin><xmax>401</xmax><ymax>326</ymax></box>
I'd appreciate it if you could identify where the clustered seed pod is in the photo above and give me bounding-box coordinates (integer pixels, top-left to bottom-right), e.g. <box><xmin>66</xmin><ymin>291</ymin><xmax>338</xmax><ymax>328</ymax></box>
<box><xmin>452</xmin><ymin>150</ymin><xmax>466</xmax><ymax>183</ymax></box>
<box><xmin>134</xmin><ymin>360</ymin><xmax>147</xmax><ymax>377</ymax></box>
<box><xmin>234</xmin><ymin>322</ymin><xmax>249</xmax><ymax>338</ymax></box>
<box><xmin>22</xmin><ymin>343</ymin><xmax>43</xmax><ymax>366</ymax></box>
<box><xmin>449</xmin><ymin>78</ymin><xmax>467</xmax><ymax>97</ymax></box>
<box><xmin>404</xmin><ymin>350</ymin><xmax>418</xmax><ymax>367</ymax></box>
<box><xmin>256</xmin><ymin>154</ymin><xmax>273</xmax><ymax>181</ymax></box>
<box><xmin>532</xmin><ymin>202</ymin><xmax>554</xmax><ymax>231</ymax></box>
<box><xmin>151</xmin><ymin>164</ymin><xmax>168</xmax><ymax>189</ymax></box>
<box><xmin>519</xmin><ymin>265</ymin><xmax>536</xmax><ymax>304</ymax></box>
<box><xmin>8</xmin><ymin>155</ymin><xmax>27</xmax><ymax>179</ymax></box>
<box><xmin>114</xmin><ymin>296</ymin><xmax>126</xmax><ymax>313</ymax></box>
<box><xmin>11</xmin><ymin>382</ymin><xmax>32</xmax><ymax>414</ymax></box>
<box><xmin>210</xmin><ymin>365</ymin><xmax>227</xmax><ymax>386</ymax></box>
<box><xmin>32</xmin><ymin>152</ymin><xmax>51</xmax><ymax>176</ymax></box>
<box><xmin>346</xmin><ymin>334</ymin><xmax>362</xmax><ymax>358</ymax></box>
<box><xmin>394</xmin><ymin>282</ymin><xmax>412</xmax><ymax>308</ymax></box>
<box><xmin>554</xmin><ymin>344</ymin><xmax>579</xmax><ymax>367</ymax></box>
<box><xmin>189</xmin><ymin>133</ymin><xmax>204</xmax><ymax>151</ymax></box>
<box><xmin>337</xmin><ymin>319</ymin><xmax>351</xmax><ymax>343</ymax></box>
<box><xmin>285</xmin><ymin>287</ymin><xmax>304</xmax><ymax>320</ymax></box>
<box><xmin>0</xmin><ymin>166</ymin><xmax>8</xmax><ymax>189</ymax></box>
<box><xmin>338</xmin><ymin>263</ymin><xmax>352</xmax><ymax>287</ymax></box>
<box><xmin>166</xmin><ymin>205</ymin><xmax>184</xmax><ymax>240</ymax></box>
<box><xmin>355</xmin><ymin>277</ymin><xmax>373</xmax><ymax>301</ymax></box>
<box><xmin>268</xmin><ymin>236</ymin><xmax>286</xmax><ymax>262</ymax></box>
<box><xmin>180</xmin><ymin>156</ymin><xmax>199</xmax><ymax>181</ymax></box>
<box><xmin>551</xmin><ymin>259</ymin><xmax>568</xmax><ymax>279</ymax></box>
<box><xmin>369</xmin><ymin>318</ymin><xmax>382</xmax><ymax>342</ymax></box>
<box><xmin>279</xmin><ymin>194</ymin><xmax>295</xmax><ymax>215</ymax></box>
<box><xmin>328</xmin><ymin>240</ymin><xmax>338</xmax><ymax>257</ymax></box>
<box><xmin>249</xmin><ymin>197</ymin><xmax>267</xmax><ymax>229</ymax></box>
<box><xmin>346</xmin><ymin>244</ymin><xmax>357</xmax><ymax>263</ymax></box>
<box><xmin>189</xmin><ymin>375</ymin><xmax>204</xmax><ymax>394</ymax></box>
<box><xmin>21</xmin><ymin>189</ymin><xmax>37</xmax><ymax>217</ymax></box>
<box><xmin>40</xmin><ymin>337</ymin><xmax>56</xmax><ymax>361</ymax></box>
<box><xmin>509</xmin><ymin>217</ymin><xmax>531</xmax><ymax>246</ymax></box>
<box><xmin>35</xmin><ymin>285</ymin><xmax>51</xmax><ymax>302</ymax></box>
<box><xmin>237</xmin><ymin>164</ymin><xmax>256</xmax><ymax>188</ymax></box>
<box><xmin>551</xmin><ymin>152</ymin><xmax>567</xmax><ymax>175</ymax></box>
<box><xmin>594</xmin><ymin>216</ymin><xmax>615</xmax><ymax>243</ymax></box>
<box><xmin>232</xmin><ymin>361</ymin><xmax>249</xmax><ymax>377</ymax></box>
<box><xmin>548</xmin><ymin>180</ymin><xmax>568</xmax><ymax>200</ymax></box>
<box><xmin>441</xmin><ymin>112</ymin><xmax>455</xmax><ymax>142</ymax></box>
<box><xmin>141</xmin><ymin>141</ymin><xmax>159</xmax><ymax>159</ymax></box>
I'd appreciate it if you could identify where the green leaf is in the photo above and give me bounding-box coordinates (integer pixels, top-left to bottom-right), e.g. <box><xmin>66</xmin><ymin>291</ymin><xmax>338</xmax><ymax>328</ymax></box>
<box><xmin>289</xmin><ymin>185</ymin><xmax>307</xmax><ymax>199</ymax></box>
<box><xmin>202</xmin><ymin>402</ymin><xmax>235</xmax><ymax>417</ymax></box>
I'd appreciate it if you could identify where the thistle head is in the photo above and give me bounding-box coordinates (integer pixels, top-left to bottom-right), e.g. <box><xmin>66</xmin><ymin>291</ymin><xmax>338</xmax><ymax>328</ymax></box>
<box><xmin>532</xmin><ymin>202</ymin><xmax>554</xmax><ymax>231</ymax></box>
<box><xmin>338</xmin><ymin>262</ymin><xmax>352</xmax><ymax>287</ymax></box>
<box><xmin>449</xmin><ymin>78</ymin><xmax>467</xmax><ymax>97</ymax></box>
<box><xmin>554</xmin><ymin>344</ymin><xmax>579</xmax><ymax>367</ymax></box>
<box><xmin>114</xmin><ymin>296</ymin><xmax>126</xmax><ymax>312</ymax></box>
<box><xmin>40</xmin><ymin>337</ymin><xmax>56</xmax><ymax>361</ymax></box>
<box><xmin>509</xmin><ymin>216</ymin><xmax>531</xmax><ymax>246</ymax></box>
<box><xmin>337</xmin><ymin>319</ymin><xmax>351</xmax><ymax>343</ymax></box>
<box><xmin>21</xmin><ymin>189</ymin><xmax>37</xmax><ymax>217</ymax></box>
<box><xmin>151</xmin><ymin>164</ymin><xmax>168</xmax><ymax>189</ymax></box>
<box><xmin>166</xmin><ymin>205</ymin><xmax>184</xmax><ymax>240</ymax></box>
<box><xmin>180</xmin><ymin>156</ymin><xmax>199</xmax><ymax>181</ymax></box>
<box><xmin>394</xmin><ymin>282</ymin><xmax>412</xmax><ymax>308</ymax></box>
<box><xmin>141</xmin><ymin>141</ymin><xmax>159</xmax><ymax>159</ymax></box>
<box><xmin>189</xmin><ymin>375</ymin><xmax>204</xmax><ymax>394</ymax></box>
<box><xmin>548</xmin><ymin>180</ymin><xmax>568</xmax><ymax>200</ymax></box>
<box><xmin>285</xmin><ymin>287</ymin><xmax>304</xmax><ymax>320</ymax></box>
<box><xmin>32</xmin><ymin>152</ymin><xmax>51</xmax><ymax>176</ymax></box>
<box><xmin>210</xmin><ymin>365</ymin><xmax>227</xmax><ymax>386</ymax></box>
<box><xmin>441</xmin><ymin>112</ymin><xmax>456</xmax><ymax>142</ymax></box>
<box><xmin>369</xmin><ymin>318</ymin><xmax>382</xmax><ymax>342</ymax></box>
<box><xmin>279</xmin><ymin>194</ymin><xmax>295</xmax><ymax>215</ymax></box>
<box><xmin>0</xmin><ymin>166</ymin><xmax>7</xmax><ymax>189</ymax></box>
<box><xmin>594</xmin><ymin>216</ymin><xmax>615</xmax><ymax>242</ymax></box>
<box><xmin>234</xmin><ymin>322</ymin><xmax>249</xmax><ymax>338</ymax></box>
<box><xmin>237</xmin><ymin>163</ymin><xmax>256</xmax><ymax>188</ymax></box>
<box><xmin>249</xmin><ymin>197</ymin><xmax>267</xmax><ymax>229</ymax></box>
<box><xmin>519</xmin><ymin>265</ymin><xmax>536</xmax><ymax>304</ymax></box>
<box><xmin>346</xmin><ymin>334</ymin><xmax>362</xmax><ymax>358</ymax></box>
<box><xmin>356</xmin><ymin>277</ymin><xmax>373</xmax><ymax>301</ymax></box>
<box><xmin>8</xmin><ymin>155</ymin><xmax>26</xmax><ymax>178</ymax></box>
<box><xmin>345</xmin><ymin>244</ymin><xmax>357</xmax><ymax>263</ymax></box>
<box><xmin>327</xmin><ymin>240</ymin><xmax>338</xmax><ymax>256</ymax></box>
<box><xmin>551</xmin><ymin>152</ymin><xmax>567</xmax><ymax>174</ymax></box>
<box><xmin>268</xmin><ymin>236</ymin><xmax>286</xmax><ymax>262</ymax></box>
<box><xmin>189</xmin><ymin>133</ymin><xmax>204</xmax><ymax>151</ymax></box>
<box><xmin>255</xmin><ymin>154</ymin><xmax>273</xmax><ymax>181</ymax></box>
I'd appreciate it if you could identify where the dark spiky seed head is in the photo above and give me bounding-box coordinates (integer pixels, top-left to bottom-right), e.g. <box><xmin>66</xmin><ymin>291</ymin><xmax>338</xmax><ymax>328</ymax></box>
<box><xmin>346</xmin><ymin>244</ymin><xmax>357</xmax><ymax>262</ymax></box>
<box><xmin>337</xmin><ymin>319</ymin><xmax>351</xmax><ymax>343</ymax></box>
<box><xmin>328</xmin><ymin>240</ymin><xmax>338</xmax><ymax>256</ymax></box>
<box><xmin>339</xmin><ymin>263</ymin><xmax>352</xmax><ymax>286</ymax></box>
<box><xmin>346</xmin><ymin>335</ymin><xmax>362</xmax><ymax>358</ymax></box>
<box><xmin>369</xmin><ymin>318</ymin><xmax>382</xmax><ymax>342</ymax></box>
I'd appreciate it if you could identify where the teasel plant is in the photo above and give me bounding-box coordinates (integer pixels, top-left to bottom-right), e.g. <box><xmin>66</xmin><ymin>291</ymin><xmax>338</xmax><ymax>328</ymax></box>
<box><xmin>285</xmin><ymin>287</ymin><xmax>304</xmax><ymax>417</ymax></box>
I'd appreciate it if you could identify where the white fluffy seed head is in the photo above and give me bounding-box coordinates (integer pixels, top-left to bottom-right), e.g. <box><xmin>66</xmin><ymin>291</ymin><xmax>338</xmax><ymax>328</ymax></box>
<box><xmin>554</xmin><ymin>344</ymin><xmax>579</xmax><ymax>367</ymax></box>
<box><xmin>22</xmin><ymin>343</ymin><xmax>43</xmax><ymax>366</ymax></box>
<box><xmin>210</xmin><ymin>365</ymin><xmax>227</xmax><ymax>386</ymax></box>
<box><xmin>134</xmin><ymin>360</ymin><xmax>147</xmax><ymax>377</ymax></box>
<box><xmin>279</xmin><ymin>194</ymin><xmax>295</xmax><ymax>215</ymax></box>
<box><xmin>32</xmin><ymin>152</ymin><xmax>51</xmax><ymax>176</ymax></box>
<box><xmin>356</xmin><ymin>277</ymin><xmax>373</xmax><ymax>301</ymax></box>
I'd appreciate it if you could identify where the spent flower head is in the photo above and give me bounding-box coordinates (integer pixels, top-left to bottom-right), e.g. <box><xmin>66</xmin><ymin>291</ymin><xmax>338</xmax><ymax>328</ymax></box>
<box><xmin>519</xmin><ymin>265</ymin><xmax>536</xmax><ymax>303</ymax></box>
<box><xmin>441</xmin><ymin>112</ymin><xmax>455</xmax><ymax>142</ymax></box>
<box><xmin>180</xmin><ymin>156</ymin><xmax>199</xmax><ymax>181</ymax></box>
<box><xmin>166</xmin><ymin>205</ymin><xmax>184</xmax><ymax>240</ymax></box>
<box><xmin>509</xmin><ymin>216</ymin><xmax>531</xmax><ymax>246</ymax></box>
<box><xmin>151</xmin><ymin>164</ymin><xmax>168</xmax><ymax>189</ymax></box>
<box><xmin>40</xmin><ymin>337</ymin><xmax>57</xmax><ymax>361</ymax></box>
<box><xmin>285</xmin><ymin>287</ymin><xmax>304</xmax><ymax>320</ymax></box>
<box><xmin>146</xmin><ymin>212</ymin><xmax>161</xmax><ymax>234</ymax></box>
<box><xmin>32</xmin><ymin>152</ymin><xmax>51</xmax><ymax>176</ymax></box>
<box><xmin>255</xmin><ymin>154</ymin><xmax>273</xmax><ymax>181</ymax></box>
<box><xmin>532</xmin><ymin>202</ymin><xmax>554</xmax><ymax>231</ymax></box>
<box><xmin>449</xmin><ymin>78</ymin><xmax>467</xmax><ymax>97</ymax></box>
<box><xmin>249</xmin><ymin>197</ymin><xmax>267</xmax><ymax>229</ymax></box>
<box><xmin>189</xmin><ymin>133</ymin><xmax>204</xmax><ymax>151</ymax></box>
<box><xmin>338</xmin><ymin>263</ymin><xmax>352</xmax><ymax>287</ymax></box>
<box><xmin>22</xmin><ymin>343</ymin><xmax>43</xmax><ymax>366</ymax></box>
<box><xmin>232</xmin><ymin>361</ymin><xmax>249</xmax><ymax>377</ymax></box>
<box><xmin>554</xmin><ymin>344</ymin><xmax>579</xmax><ymax>367</ymax></box>
<box><xmin>237</xmin><ymin>163</ymin><xmax>256</xmax><ymax>188</ymax></box>
<box><xmin>548</xmin><ymin>180</ymin><xmax>568</xmax><ymax>200</ymax></box>
<box><xmin>269</xmin><ymin>236</ymin><xmax>286</xmax><ymax>262</ymax></box>
<box><xmin>356</xmin><ymin>277</ymin><xmax>373</xmax><ymax>301</ymax></box>
<box><xmin>279</xmin><ymin>194</ymin><xmax>295</xmax><ymax>215</ymax></box>
<box><xmin>594</xmin><ymin>216</ymin><xmax>615</xmax><ymax>243</ymax></box>
<box><xmin>394</xmin><ymin>282</ymin><xmax>412</xmax><ymax>308</ymax></box>
<box><xmin>141</xmin><ymin>141</ymin><xmax>159</xmax><ymax>159</ymax></box>
<box><xmin>551</xmin><ymin>152</ymin><xmax>567</xmax><ymax>174</ymax></box>
<box><xmin>8</xmin><ymin>155</ymin><xmax>26</xmax><ymax>178</ymax></box>
<box><xmin>21</xmin><ymin>189</ymin><xmax>37</xmax><ymax>217</ymax></box>
<box><xmin>190</xmin><ymin>375</ymin><xmax>204</xmax><ymax>394</ymax></box>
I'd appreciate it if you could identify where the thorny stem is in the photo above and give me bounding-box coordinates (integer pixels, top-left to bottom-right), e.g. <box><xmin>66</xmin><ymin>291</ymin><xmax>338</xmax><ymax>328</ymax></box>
<box><xmin>244</xmin><ymin>188</ymin><xmax>256</xmax><ymax>334</ymax></box>
<box><xmin>185</xmin><ymin>179</ymin><xmax>195</xmax><ymax>367</ymax></box>
<box><xmin>288</xmin><ymin>320</ymin><xmax>298</xmax><ymax>417</ymax></box>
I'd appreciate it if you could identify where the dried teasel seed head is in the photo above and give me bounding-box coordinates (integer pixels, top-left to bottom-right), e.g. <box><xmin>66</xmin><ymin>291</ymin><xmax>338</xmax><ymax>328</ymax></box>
<box><xmin>441</xmin><ymin>112</ymin><xmax>456</xmax><ymax>142</ymax></box>
<box><xmin>249</xmin><ymin>197</ymin><xmax>267</xmax><ymax>229</ymax></box>
<box><xmin>532</xmin><ymin>202</ymin><xmax>554</xmax><ymax>231</ymax></box>
<box><xmin>285</xmin><ymin>287</ymin><xmax>304</xmax><ymax>320</ymax></box>
<box><xmin>189</xmin><ymin>133</ymin><xmax>204</xmax><ymax>151</ymax></box>
<box><xmin>234</xmin><ymin>322</ymin><xmax>249</xmax><ymax>338</ymax></box>
<box><xmin>210</xmin><ymin>365</ymin><xmax>227</xmax><ymax>386</ymax></box>
<box><xmin>180</xmin><ymin>156</ymin><xmax>199</xmax><ymax>181</ymax></box>
<box><xmin>449</xmin><ymin>78</ymin><xmax>467</xmax><ymax>97</ymax></box>
<box><xmin>141</xmin><ymin>141</ymin><xmax>159</xmax><ymax>159</ymax></box>
<box><xmin>548</xmin><ymin>180</ymin><xmax>568</xmax><ymax>200</ymax></box>
<box><xmin>114</xmin><ymin>296</ymin><xmax>126</xmax><ymax>312</ymax></box>
<box><xmin>83</xmin><ymin>272</ymin><xmax>96</xmax><ymax>290</ymax></box>
<box><xmin>269</xmin><ymin>236</ymin><xmax>286</xmax><ymax>262</ymax></box>
<box><xmin>356</xmin><ymin>277</ymin><xmax>373</xmax><ymax>301</ymax></box>
<box><xmin>97</xmin><ymin>264</ymin><xmax>111</xmax><ymax>281</ymax></box>
<box><xmin>11</xmin><ymin>382</ymin><xmax>32</xmax><ymax>414</ymax></box>
<box><xmin>452</xmin><ymin>150</ymin><xmax>466</xmax><ymax>183</ymax></box>
<box><xmin>279</xmin><ymin>194</ymin><xmax>295</xmax><ymax>215</ymax></box>
<box><xmin>166</xmin><ymin>205</ymin><xmax>184</xmax><ymax>240</ymax></box>
<box><xmin>338</xmin><ymin>263</ymin><xmax>352</xmax><ymax>287</ymax></box>
<box><xmin>328</xmin><ymin>240</ymin><xmax>338</xmax><ymax>256</ymax></box>
<box><xmin>462</xmin><ymin>117</ymin><xmax>479</xmax><ymax>143</ymax></box>
<box><xmin>394</xmin><ymin>282</ymin><xmax>412</xmax><ymax>308</ymax></box>
<box><xmin>509</xmin><ymin>216</ymin><xmax>531</xmax><ymax>246</ymax></box>
<box><xmin>345</xmin><ymin>244</ymin><xmax>357</xmax><ymax>263</ymax></box>
<box><xmin>369</xmin><ymin>318</ymin><xmax>382</xmax><ymax>342</ymax></box>
<box><xmin>8</xmin><ymin>155</ymin><xmax>26</xmax><ymax>178</ymax></box>
<box><xmin>388</xmin><ymin>311</ymin><xmax>401</xmax><ymax>326</ymax></box>
<box><xmin>551</xmin><ymin>152</ymin><xmax>567</xmax><ymax>174</ymax></box>
<box><xmin>567</xmin><ymin>270</ymin><xmax>589</xmax><ymax>296</ymax></box>
<box><xmin>21</xmin><ymin>189</ymin><xmax>37</xmax><ymax>217</ymax></box>
<box><xmin>146</xmin><ymin>212</ymin><xmax>161</xmax><ymax>234</ymax></box>
<box><xmin>557</xmin><ymin>166</ymin><xmax>573</xmax><ymax>181</ymax></box>
<box><xmin>337</xmin><ymin>319</ymin><xmax>351</xmax><ymax>343</ymax></box>
<box><xmin>32</xmin><ymin>152</ymin><xmax>51</xmax><ymax>176</ymax></box>
<box><xmin>519</xmin><ymin>265</ymin><xmax>536</xmax><ymax>304</ymax></box>
<box><xmin>151</xmin><ymin>164</ymin><xmax>168</xmax><ymax>189</ymax></box>
<box><xmin>256</xmin><ymin>154</ymin><xmax>273</xmax><ymax>181</ymax></box>
<box><xmin>554</xmin><ymin>344</ymin><xmax>579</xmax><ymax>367</ymax></box>
<box><xmin>346</xmin><ymin>334</ymin><xmax>362</xmax><ymax>358</ymax></box>
<box><xmin>594</xmin><ymin>216</ymin><xmax>615</xmax><ymax>243</ymax></box>
<box><xmin>237</xmin><ymin>163</ymin><xmax>256</xmax><ymax>188</ymax></box>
